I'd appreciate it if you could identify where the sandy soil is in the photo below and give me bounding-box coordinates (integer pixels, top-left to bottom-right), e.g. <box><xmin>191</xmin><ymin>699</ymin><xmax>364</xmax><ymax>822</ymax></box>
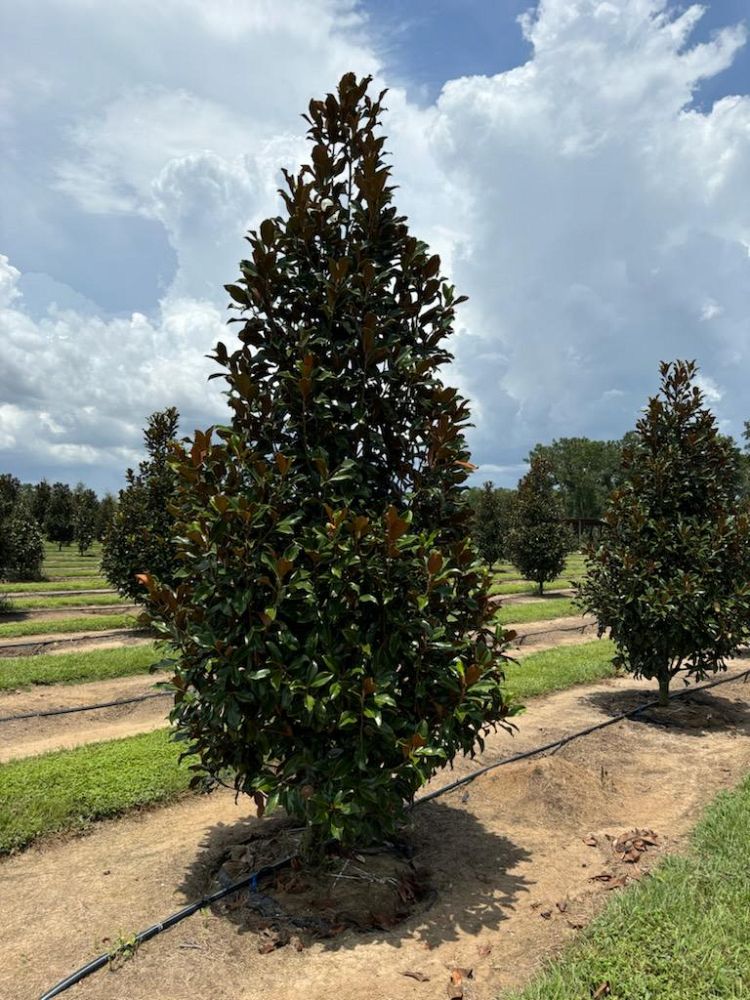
<box><xmin>0</xmin><ymin>674</ymin><xmax>170</xmax><ymax>762</ymax></box>
<box><xmin>510</xmin><ymin>615</ymin><xmax>598</xmax><ymax>648</ymax></box>
<box><xmin>3</xmin><ymin>666</ymin><xmax>749</xmax><ymax>1000</ymax></box>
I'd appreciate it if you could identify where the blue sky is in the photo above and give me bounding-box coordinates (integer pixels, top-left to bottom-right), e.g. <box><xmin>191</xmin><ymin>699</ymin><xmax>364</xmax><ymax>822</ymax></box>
<box><xmin>1</xmin><ymin>0</ymin><xmax>749</xmax><ymax>493</ymax></box>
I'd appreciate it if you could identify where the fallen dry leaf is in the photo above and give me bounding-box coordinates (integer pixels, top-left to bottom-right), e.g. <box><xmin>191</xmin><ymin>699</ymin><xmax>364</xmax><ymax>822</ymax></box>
<box><xmin>402</xmin><ymin>970</ymin><xmax>430</xmax><ymax>982</ymax></box>
<box><xmin>583</xmin><ymin>835</ymin><xmax>598</xmax><ymax>847</ymax></box>
<box><xmin>477</xmin><ymin>944</ymin><xmax>492</xmax><ymax>957</ymax></box>
<box><xmin>592</xmin><ymin>982</ymin><xmax>612</xmax><ymax>998</ymax></box>
<box><xmin>540</xmin><ymin>909</ymin><xmax>552</xmax><ymax>920</ymax></box>
<box><xmin>556</xmin><ymin>900</ymin><xmax>568</xmax><ymax>913</ymax></box>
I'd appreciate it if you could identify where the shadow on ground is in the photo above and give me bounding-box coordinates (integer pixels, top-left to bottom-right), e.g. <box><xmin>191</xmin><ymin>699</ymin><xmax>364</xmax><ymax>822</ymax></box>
<box><xmin>179</xmin><ymin>798</ymin><xmax>533</xmax><ymax>952</ymax></box>
<box><xmin>585</xmin><ymin>675</ymin><xmax>750</xmax><ymax>737</ymax></box>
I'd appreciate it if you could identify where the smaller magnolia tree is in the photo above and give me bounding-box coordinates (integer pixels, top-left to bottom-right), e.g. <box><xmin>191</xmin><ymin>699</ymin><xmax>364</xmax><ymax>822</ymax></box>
<box><xmin>72</xmin><ymin>484</ymin><xmax>99</xmax><ymax>556</ymax></box>
<box><xmin>577</xmin><ymin>360</ymin><xmax>750</xmax><ymax>706</ymax></box>
<box><xmin>472</xmin><ymin>483</ymin><xmax>515</xmax><ymax>571</ymax></box>
<box><xmin>46</xmin><ymin>483</ymin><xmax>75</xmax><ymax>550</ymax></box>
<box><xmin>3</xmin><ymin>498</ymin><xmax>44</xmax><ymax>580</ymax></box>
<box><xmin>96</xmin><ymin>493</ymin><xmax>117</xmax><ymax>541</ymax></box>
<box><xmin>102</xmin><ymin>409</ymin><xmax>181</xmax><ymax>601</ymax></box>
<box><xmin>508</xmin><ymin>456</ymin><xmax>568</xmax><ymax>593</ymax></box>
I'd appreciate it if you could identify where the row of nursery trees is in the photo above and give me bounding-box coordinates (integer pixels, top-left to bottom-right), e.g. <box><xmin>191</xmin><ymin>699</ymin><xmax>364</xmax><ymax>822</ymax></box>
<box><xmin>61</xmin><ymin>75</ymin><xmax>750</xmax><ymax>858</ymax></box>
<box><xmin>0</xmin><ymin>476</ymin><xmax>115</xmax><ymax>580</ymax></box>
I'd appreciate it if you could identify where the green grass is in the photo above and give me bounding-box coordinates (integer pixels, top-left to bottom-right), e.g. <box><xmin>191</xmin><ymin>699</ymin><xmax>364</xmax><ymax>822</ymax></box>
<box><xmin>0</xmin><ymin>578</ymin><xmax>110</xmax><ymax>594</ymax></box>
<box><xmin>504</xmin><ymin>639</ymin><xmax>615</xmax><ymax>700</ymax></box>
<box><xmin>511</xmin><ymin>770</ymin><xmax>750</xmax><ymax>1000</ymax></box>
<box><xmin>0</xmin><ymin>729</ymin><xmax>191</xmax><ymax>853</ymax></box>
<box><xmin>0</xmin><ymin>613</ymin><xmax>137</xmax><ymax>639</ymax></box>
<box><xmin>490</xmin><ymin>577</ymin><xmax>580</xmax><ymax>597</ymax></box>
<box><xmin>0</xmin><ymin>643</ymin><xmax>166</xmax><ymax>690</ymax></box>
<box><xmin>495</xmin><ymin>597</ymin><xmax>577</xmax><ymax>626</ymax></box>
<box><xmin>4</xmin><ymin>593</ymin><xmax>127</xmax><ymax>611</ymax></box>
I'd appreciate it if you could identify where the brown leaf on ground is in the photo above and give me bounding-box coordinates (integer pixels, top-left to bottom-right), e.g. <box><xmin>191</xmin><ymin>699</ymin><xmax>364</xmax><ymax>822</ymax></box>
<box><xmin>540</xmin><ymin>909</ymin><xmax>552</xmax><ymax>919</ymax></box>
<box><xmin>583</xmin><ymin>835</ymin><xmax>598</xmax><ymax>846</ymax></box>
<box><xmin>477</xmin><ymin>944</ymin><xmax>492</xmax><ymax>957</ymax></box>
<box><xmin>556</xmin><ymin>900</ymin><xmax>568</xmax><ymax>913</ymax></box>
<box><xmin>402</xmin><ymin>970</ymin><xmax>430</xmax><ymax>982</ymax></box>
<box><xmin>592</xmin><ymin>982</ymin><xmax>612</xmax><ymax>998</ymax></box>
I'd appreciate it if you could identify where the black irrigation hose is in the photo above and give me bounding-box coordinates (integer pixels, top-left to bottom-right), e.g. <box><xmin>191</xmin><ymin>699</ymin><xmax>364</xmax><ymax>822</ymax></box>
<box><xmin>416</xmin><ymin>664</ymin><xmax>750</xmax><ymax>805</ymax></box>
<box><xmin>37</xmin><ymin>664</ymin><xmax>750</xmax><ymax>999</ymax></box>
<box><xmin>0</xmin><ymin>691</ymin><xmax>170</xmax><ymax>725</ymax></box>
<box><xmin>38</xmin><ymin>856</ymin><xmax>296</xmax><ymax>1000</ymax></box>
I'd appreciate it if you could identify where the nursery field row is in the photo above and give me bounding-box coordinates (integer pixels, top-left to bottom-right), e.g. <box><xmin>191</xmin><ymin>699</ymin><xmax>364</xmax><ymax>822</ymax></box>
<box><xmin>0</xmin><ymin>643</ymin><xmax>164</xmax><ymax>691</ymax></box>
<box><xmin>4</xmin><ymin>593</ymin><xmax>127</xmax><ymax>610</ymax></box>
<box><xmin>0</xmin><ymin>577</ymin><xmax>110</xmax><ymax>593</ymax></box>
<box><xmin>0</xmin><ymin>612</ymin><xmax>136</xmax><ymax>640</ymax></box>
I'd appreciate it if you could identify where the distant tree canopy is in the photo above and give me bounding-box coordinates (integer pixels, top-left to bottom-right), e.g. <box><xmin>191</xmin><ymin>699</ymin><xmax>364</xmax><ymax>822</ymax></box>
<box><xmin>0</xmin><ymin>476</ymin><xmax>44</xmax><ymax>580</ymax></box>
<box><xmin>96</xmin><ymin>493</ymin><xmax>117</xmax><ymax>541</ymax></box>
<box><xmin>102</xmin><ymin>408</ymin><xmax>181</xmax><ymax>602</ymax></box>
<box><xmin>527</xmin><ymin>436</ymin><xmax>627</xmax><ymax>520</ymax></box>
<box><xmin>578</xmin><ymin>361</ymin><xmax>750</xmax><ymax>706</ymax></box>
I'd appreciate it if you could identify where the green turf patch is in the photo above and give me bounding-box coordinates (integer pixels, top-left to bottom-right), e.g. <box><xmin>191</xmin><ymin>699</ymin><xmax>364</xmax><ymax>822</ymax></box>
<box><xmin>0</xmin><ymin>729</ymin><xmax>191</xmax><ymax>853</ymax></box>
<box><xmin>511</xmin><ymin>770</ymin><xmax>750</xmax><ymax>999</ymax></box>
<box><xmin>495</xmin><ymin>597</ymin><xmax>577</xmax><ymax>626</ymax></box>
<box><xmin>4</xmin><ymin>594</ymin><xmax>125</xmax><ymax>611</ymax></box>
<box><xmin>0</xmin><ymin>613</ymin><xmax>138</xmax><ymax>639</ymax></box>
<box><xmin>504</xmin><ymin>639</ymin><xmax>615</xmax><ymax>701</ymax></box>
<box><xmin>0</xmin><ymin>578</ymin><xmax>110</xmax><ymax>594</ymax></box>
<box><xmin>0</xmin><ymin>643</ymin><xmax>167</xmax><ymax>690</ymax></box>
<box><xmin>490</xmin><ymin>577</ymin><xmax>580</xmax><ymax>597</ymax></box>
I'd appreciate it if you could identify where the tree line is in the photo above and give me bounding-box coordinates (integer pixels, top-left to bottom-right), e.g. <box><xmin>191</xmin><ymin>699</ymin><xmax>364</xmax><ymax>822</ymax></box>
<box><xmin>0</xmin><ymin>476</ymin><xmax>116</xmax><ymax>581</ymax></box>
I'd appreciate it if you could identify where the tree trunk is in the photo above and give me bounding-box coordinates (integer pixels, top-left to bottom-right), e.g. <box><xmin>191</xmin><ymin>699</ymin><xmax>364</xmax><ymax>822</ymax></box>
<box><xmin>657</xmin><ymin>670</ymin><xmax>670</xmax><ymax>707</ymax></box>
<box><xmin>538</xmin><ymin>580</ymin><xmax>544</xmax><ymax>596</ymax></box>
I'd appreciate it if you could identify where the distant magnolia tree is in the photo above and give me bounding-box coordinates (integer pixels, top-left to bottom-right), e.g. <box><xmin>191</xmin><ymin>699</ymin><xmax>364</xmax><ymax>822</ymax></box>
<box><xmin>141</xmin><ymin>73</ymin><xmax>514</xmax><ymax>855</ymax></box>
<box><xmin>45</xmin><ymin>482</ymin><xmax>75</xmax><ymax>550</ymax></box>
<box><xmin>472</xmin><ymin>482</ymin><xmax>515</xmax><ymax>571</ymax></box>
<box><xmin>102</xmin><ymin>408</ymin><xmax>181</xmax><ymax>601</ymax></box>
<box><xmin>5</xmin><ymin>497</ymin><xmax>44</xmax><ymax>580</ymax></box>
<box><xmin>578</xmin><ymin>360</ymin><xmax>750</xmax><ymax>706</ymax></box>
<box><xmin>527</xmin><ymin>437</ymin><xmax>625</xmax><ymax>520</ymax></box>
<box><xmin>508</xmin><ymin>455</ymin><xmax>568</xmax><ymax>594</ymax></box>
<box><xmin>72</xmin><ymin>484</ymin><xmax>99</xmax><ymax>556</ymax></box>
<box><xmin>32</xmin><ymin>479</ymin><xmax>52</xmax><ymax>528</ymax></box>
<box><xmin>96</xmin><ymin>493</ymin><xmax>117</xmax><ymax>541</ymax></box>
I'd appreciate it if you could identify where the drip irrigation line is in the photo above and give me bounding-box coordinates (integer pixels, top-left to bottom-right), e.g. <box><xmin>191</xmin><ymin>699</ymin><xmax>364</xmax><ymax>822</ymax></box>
<box><xmin>416</xmin><ymin>665</ymin><xmax>750</xmax><ymax>805</ymax></box>
<box><xmin>0</xmin><ymin>690</ymin><xmax>170</xmax><ymax>725</ymax></box>
<box><xmin>37</xmin><ymin>664</ymin><xmax>750</xmax><ymax>999</ymax></box>
<box><xmin>38</xmin><ymin>856</ymin><xmax>296</xmax><ymax>1000</ymax></box>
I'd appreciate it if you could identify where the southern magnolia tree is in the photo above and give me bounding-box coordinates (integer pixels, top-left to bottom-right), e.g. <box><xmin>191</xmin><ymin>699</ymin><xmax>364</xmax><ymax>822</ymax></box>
<box><xmin>102</xmin><ymin>409</ymin><xmax>181</xmax><ymax>602</ymax></box>
<box><xmin>578</xmin><ymin>360</ymin><xmax>750</xmax><ymax>706</ymax></box>
<box><xmin>72</xmin><ymin>484</ymin><xmax>99</xmax><ymax>556</ymax></box>
<box><xmin>509</xmin><ymin>455</ymin><xmax>568</xmax><ymax>594</ymax></box>
<box><xmin>45</xmin><ymin>483</ymin><xmax>75</xmax><ymax>550</ymax></box>
<box><xmin>142</xmin><ymin>74</ymin><xmax>513</xmax><ymax>852</ymax></box>
<box><xmin>472</xmin><ymin>482</ymin><xmax>514</xmax><ymax>571</ymax></box>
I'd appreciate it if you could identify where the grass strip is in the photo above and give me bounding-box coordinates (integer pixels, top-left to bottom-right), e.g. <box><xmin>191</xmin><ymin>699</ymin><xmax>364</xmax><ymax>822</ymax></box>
<box><xmin>490</xmin><ymin>577</ymin><xmax>580</xmax><ymax>597</ymax></box>
<box><xmin>495</xmin><ymin>597</ymin><xmax>577</xmax><ymax>626</ymax></box>
<box><xmin>511</xmin><ymin>769</ymin><xmax>750</xmax><ymax>999</ymax></box>
<box><xmin>504</xmin><ymin>639</ymin><xmax>615</xmax><ymax>700</ymax></box>
<box><xmin>0</xmin><ymin>643</ymin><xmax>167</xmax><ymax>691</ymax></box>
<box><xmin>0</xmin><ymin>613</ymin><xmax>137</xmax><ymax>639</ymax></box>
<box><xmin>0</xmin><ymin>729</ymin><xmax>191</xmax><ymax>853</ymax></box>
<box><xmin>0</xmin><ymin>578</ymin><xmax>110</xmax><ymax>593</ymax></box>
<box><xmin>5</xmin><ymin>594</ymin><xmax>126</xmax><ymax>611</ymax></box>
